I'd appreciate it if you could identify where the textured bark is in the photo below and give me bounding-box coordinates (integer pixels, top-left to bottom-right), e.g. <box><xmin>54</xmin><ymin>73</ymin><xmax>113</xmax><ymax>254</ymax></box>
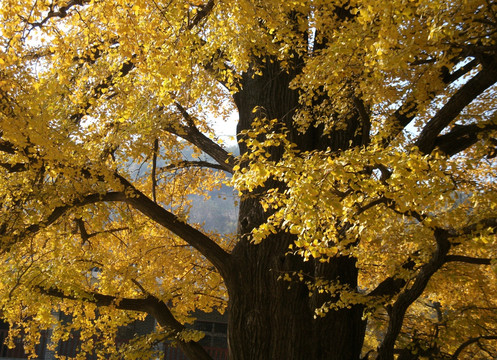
<box><xmin>225</xmin><ymin>60</ymin><xmax>367</xmax><ymax>360</ymax></box>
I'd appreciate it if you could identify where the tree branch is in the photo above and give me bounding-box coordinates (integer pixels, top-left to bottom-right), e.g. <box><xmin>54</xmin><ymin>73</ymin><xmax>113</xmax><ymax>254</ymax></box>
<box><xmin>74</xmin><ymin>218</ymin><xmax>128</xmax><ymax>244</ymax></box>
<box><xmin>163</xmin><ymin>103</ymin><xmax>235</xmax><ymax>174</ymax></box>
<box><xmin>0</xmin><ymin>162</ymin><xmax>28</xmax><ymax>172</ymax></box>
<box><xmin>37</xmin><ymin>286</ymin><xmax>215</xmax><ymax>360</ymax></box>
<box><xmin>37</xmin><ymin>284</ymin><xmax>151</xmax><ymax>311</ymax></box>
<box><xmin>367</xmin><ymin>258</ymin><xmax>416</xmax><ymax>298</ymax></box>
<box><xmin>416</xmin><ymin>59</ymin><xmax>497</xmax><ymax>154</ymax></box>
<box><xmin>0</xmin><ymin>136</ymin><xmax>43</xmax><ymax>172</ymax></box>
<box><xmin>0</xmin><ymin>172</ymin><xmax>231</xmax><ymax>279</ymax></box>
<box><xmin>114</xmin><ymin>174</ymin><xmax>231</xmax><ymax>279</ymax></box>
<box><xmin>451</xmin><ymin>335</ymin><xmax>497</xmax><ymax>359</ymax></box>
<box><xmin>187</xmin><ymin>0</ymin><xmax>215</xmax><ymax>30</ymax></box>
<box><xmin>385</xmin><ymin>198</ymin><xmax>426</xmax><ymax>223</ymax></box>
<box><xmin>201</xmin><ymin>48</ymin><xmax>237</xmax><ymax>91</ymax></box>
<box><xmin>352</xmin><ymin>95</ymin><xmax>371</xmax><ymax>146</ymax></box>
<box><xmin>457</xmin><ymin>217</ymin><xmax>497</xmax><ymax>237</ymax></box>
<box><xmin>0</xmin><ymin>139</ymin><xmax>17</xmax><ymax>154</ymax></box>
<box><xmin>377</xmin><ymin>228</ymin><xmax>451</xmax><ymax>360</ymax></box>
<box><xmin>445</xmin><ymin>255</ymin><xmax>492</xmax><ymax>265</ymax></box>
<box><xmin>356</xmin><ymin>197</ymin><xmax>392</xmax><ymax>215</ymax></box>
<box><xmin>0</xmin><ymin>192</ymin><xmax>125</xmax><ymax>251</ymax></box>
<box><xmin>75</xmin><ymin>217</ymin><xmax>90</xmax><ymax>244</ymax></box>
<box><xmin>152</xmin><ymin>138</ymin><xmax>159</xmax><ymax>203</ymax></box>
<box><xmin>184</xmin><ymin>1</ymin><xmax>236</xmax><ymax>90</ymax></box>
<box><xmin>356</xmin><ymin>196</ymin><xmax>426</xmax><ymax>226</ymax></box>
<box><xmin>442</xmin><ymin>58</ymin><xmax>479</xmax><ymax>84</ymax></box>
<box><xmin>70</xmin><ymin>60</ymin><xmax>135</xmax><ymax>124</ymax></box>
<box><xmin>434</xmin><ymin>122</ymin><xmax>497</xmax><ymax>156</ymax></box>
<box><xmin>383</xmin><ymin>58</ymin><xmax>480</xmax><ymax>145</ymax></box>
<box><xmin>164</xmin><ymin>160</ymin><xmax>229</xmax><ymax>171</ymax></box>
<box><xmin>22</xmin><ymin>0</ymin><xmax>90</xmax><ymax>28</ymax></box>
<box><xmin>368</xmin><ymin>277</ymin><xmax>408</xmax><ymax>299</ymax></box>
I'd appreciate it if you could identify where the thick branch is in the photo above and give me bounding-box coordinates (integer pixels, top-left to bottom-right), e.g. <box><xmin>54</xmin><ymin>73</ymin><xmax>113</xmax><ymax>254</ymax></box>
<box><xmin>0</xmin><ymin>139</ymin><xmax>17</xmax><ymax>154</ymax></box>
<box><xmin>115</xmin><ymin>174</ymin><xmax>231</xmax><ymax>278</ymax></box>
<box><xmin>442</xmin><ymin>58</ymin><xmax>479</xmax><ymax>84</ymax></box>
<box><xmin>352</xmin><ymin>95</ymin><xmax>371</xmax><ymax>146</ymax></box>
<box><xmin>356</xmin><ymin>197</ymin><xmax>391</xmax><ymax>215</ymax></box>
<box><xmin>3</xmin><ymin>185</ymin><xmax>231</xmax><ymax>280</ymax></box>
<box><xmin>367</xmin><ymin>277</ymin><xmax>407</xmax><ymax>299</ymax></box>
<box><xmin>377</xmin><ymin>229</ymin><xmax>451</xmax><ymax>360</ymax></box>
<box><xmin>164</xmin><ymin>103</ymin><xmax>235</xmax><ymax>174</ymax></box>
<box><xmin>434</xmin><ymin>123</ymin><xmax>497</xmax><ymax>156</ymax></box>
<box><xmin>147</xmin><ymin>298</ymin><xmax>215</xmax><ymax>360</ymax></box>
<box><xmin>451</xmin><ymin>335</ymin><xmax>497</xmax><ymax>359</ymax></box>
<box><xmin>445</xmin><ymin>255</ymin><xmax>492</xmax><ymax>265</ymax></box>
<box><xmin>0</xmin><ymin>162</ymin><xmax>28</xmax><ymax>172</ymax></box>
<box><xmin>458</xmin><ymin>217</ymin><xmax>497</xmax><ymax>236</ymax></box>
<box><xmin>368</xmin><ymin>259</ymin><xmax>416</xmax><ymax>298</ymax></box>
<box><xmin>416</xmin><ymin>61</ymin><xmax>497</xmax><ymax>154</ymax></box>
<box><xmin>384</xmin><ymin>58</ymin><xmax>480</xmax><ymax>144</ymax></box>
<box><xmin>75</xmin><ymin>217</ymin><xmax>90</xmax><ymax>243</ymax></box>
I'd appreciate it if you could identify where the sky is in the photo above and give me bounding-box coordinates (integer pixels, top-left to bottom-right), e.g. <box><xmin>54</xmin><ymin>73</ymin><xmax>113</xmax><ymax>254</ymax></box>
<box><xmin>209</xmin><ymin>111</ymin><xmax>238</xmax><ymax>147</ymax></box>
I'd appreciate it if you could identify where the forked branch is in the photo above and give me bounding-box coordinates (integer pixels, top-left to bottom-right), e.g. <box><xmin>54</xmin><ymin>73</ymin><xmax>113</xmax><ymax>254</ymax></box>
<box><xmin>451</xmin><ymin>335</ymin><xmax>497</xmax><ymax>359</ymax></box>
<box><xmin>416</xmin><ymin>60</ymin><xmax>497</xmax><ymax>154</ymax></box>
<box><xmin>160</xmin><ymin>103</ymin><xmax>236</xmax><ymax>174</ymax></box>
<box><xmin>377</xmin><ymin>228</ymin><xmax>451</xmax><ymax>360</ymax></box>
<box><xmin>383</xmin><ymin>57</ymin><xmax>480</xmax><ymax>146</ymax></box>
<box><xmin>22</xmin><ymin>0</ymin><xmax>91</xmax><ymax>28</ymax></box>
<box><xmin>115</xmin><ymin>174</ymin><xmax>231</xmax><ymax>278</ymax></box>
<box><xmin>2</xmin><ymin>180</ymin><xmax>231</xmax><ymax>279</ymax></box>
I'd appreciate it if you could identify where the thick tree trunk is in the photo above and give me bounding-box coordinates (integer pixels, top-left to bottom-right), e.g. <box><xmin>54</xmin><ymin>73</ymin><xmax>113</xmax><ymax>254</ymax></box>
<box><xmin>225</xmin><ymin>60</ymin><xmax>367</xmax><ymax>360</ymax></box>
<box><xmin>226</xmin><ymin>230</ymin><xmax>366</xmax><ymax>360</ymax></box>
<box><xmin>227</xmin><ymin>222</ymin><xmax>316</xmax><ymax>360</ymax></box>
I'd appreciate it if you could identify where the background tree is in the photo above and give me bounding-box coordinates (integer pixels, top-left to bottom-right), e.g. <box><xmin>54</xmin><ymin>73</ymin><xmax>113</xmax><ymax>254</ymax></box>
<box><xmin>0</xmin><ymin>0</ymin><xmax>496</xmax><ymax>359</ymax></box>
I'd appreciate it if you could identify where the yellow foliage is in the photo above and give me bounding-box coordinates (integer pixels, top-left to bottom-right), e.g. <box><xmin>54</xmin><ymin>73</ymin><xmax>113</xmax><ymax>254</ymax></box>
<box><xmin>0</xmin><ymin>0</ymin><xmax>496</xmax><ymax>358</ymax></box>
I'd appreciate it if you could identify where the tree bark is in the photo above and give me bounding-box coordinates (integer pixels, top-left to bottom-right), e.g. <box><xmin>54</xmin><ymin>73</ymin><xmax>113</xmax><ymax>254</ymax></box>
<box><xmin>225</xmin><ymin>60</ymin><xmax>367</xmax><ymax>360</ymax></box>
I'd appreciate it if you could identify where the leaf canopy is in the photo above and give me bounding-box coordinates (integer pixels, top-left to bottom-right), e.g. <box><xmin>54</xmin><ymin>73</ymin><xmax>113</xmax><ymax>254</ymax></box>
<box><xmin>0</xmin><ymin>0</ymin><xmax>496</xmax><ymax>359</ymax></box>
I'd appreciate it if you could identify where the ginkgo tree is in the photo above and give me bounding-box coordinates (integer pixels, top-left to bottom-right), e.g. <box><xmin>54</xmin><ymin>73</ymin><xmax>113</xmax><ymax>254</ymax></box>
<box><xmin>0</xmin><ymin>0</ymin><xmax>496</xmax><ymax>359</ymax></box>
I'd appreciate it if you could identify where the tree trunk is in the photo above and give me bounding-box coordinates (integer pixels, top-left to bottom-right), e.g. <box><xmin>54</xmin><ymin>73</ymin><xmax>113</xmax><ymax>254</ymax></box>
<box><xmin>225</xmin><ymin>60</ymin><xmax>367</xmax><ymax>360</ymax></box>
